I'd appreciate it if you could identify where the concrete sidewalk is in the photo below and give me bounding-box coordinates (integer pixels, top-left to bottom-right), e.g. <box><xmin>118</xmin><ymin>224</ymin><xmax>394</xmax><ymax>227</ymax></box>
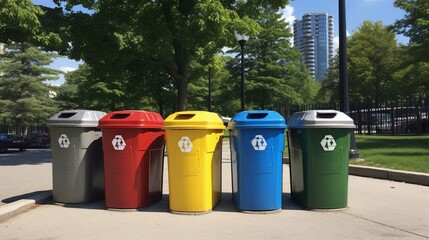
<box><xmin>1</xmin><ymin>141</ymin><xmax>429</xmax><ymax>239</ymax></box>
<box><xmin>1</xmin><ymin>163</ymin><xmax>429</xmax><ymax>239</ymax></box>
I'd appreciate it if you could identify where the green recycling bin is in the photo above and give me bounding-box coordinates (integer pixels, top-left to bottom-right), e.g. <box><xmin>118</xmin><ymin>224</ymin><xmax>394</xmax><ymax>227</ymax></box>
<box><xmin>287</xmin><ymin>110</ymin><xmax>355</xmax><ymax>209</ymax></box>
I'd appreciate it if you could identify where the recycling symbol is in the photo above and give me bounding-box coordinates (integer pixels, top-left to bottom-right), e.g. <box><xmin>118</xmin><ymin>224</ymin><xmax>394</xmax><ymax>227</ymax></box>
<box><xmin>251</xmin><ymin>135</ymin><xmax>267</xmax><ymax>151</ymax></box>
<box><xmin>58</xmin><ymin>134</ymin><xmax>70</xmax><ymax>148</ymax></box>
<box><xmin>321</xmin><ymin>135</ymin><xmax>336</xmax><ymax>151</ymax></box>
<box><xmin>112</xmin><ymin>135</ymin><xmax>126</xmax><ymax>150</ymax></box>
<box><xmin>178</xmin><ymin>136</ymin><xmax>193</xmax><ymax>152</ymax></box>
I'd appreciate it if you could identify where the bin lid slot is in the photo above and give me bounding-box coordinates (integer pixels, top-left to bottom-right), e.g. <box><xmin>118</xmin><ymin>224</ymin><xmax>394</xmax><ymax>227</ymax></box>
<box><xmin>110</xmin><ymin>113</ymin><xmax>130</xmax><ymax>119</ymax></box>
<box><xmin>288</xmin><ymin>110</ymin><xmax>355</xmax><ymax>129</ymax></box>
<box><xmin>316</xmin><ymin>112</ymin><xmax>337</xmax><ymax>119</ymax></box>
<box><xmin>47</xmin><ymin>110</ymin><xmax>106</xmax><ymax>127</ymax></box>
<box><xmin>228</xmin><ymin>110</ymin><xmax>287</xmax><ymax>129</ymax></box>
<box><xmin>247</xmin><ymin>113</ymin><xmax>268</xmax><ymax>119</ymax></box>
<box><xmin>97</xmin><ymin>110</ymin><xmax>164</xmax><ymax>129</ymax></box>
<box><xmin>58</xmin><ymin>112</ymin><xmax>77</xmax><ymax>118</ymax></box>
<box><xmin>174</xmin><ymin>114</ymin><xmax>195</xmax><ymax>120</ymax></box>
<box><xmin>162</xmin><ymin>111</ymin><xmax>225</xmax><ymax>130</ymax></box>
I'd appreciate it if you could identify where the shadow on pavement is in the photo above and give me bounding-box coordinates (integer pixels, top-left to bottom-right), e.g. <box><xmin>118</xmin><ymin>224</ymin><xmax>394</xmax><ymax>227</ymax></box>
<box><xmin>282</xmin><ymin>193</ymin><xmax>305</xmax><ymax>211</ymax></box>
<box><xmin>0</xmin><ymin>149</ymin><xmax>52</xmax><ymax>166</ymax></box>
<box><xmin>35</xmin><ymin>192</ymin><xmax>304</xmax><ymax>213</ymax></box>
<box><xmin>2</xmin><ymin>190</ymin><xmax>52</xmax><ymax>204</ymax></box>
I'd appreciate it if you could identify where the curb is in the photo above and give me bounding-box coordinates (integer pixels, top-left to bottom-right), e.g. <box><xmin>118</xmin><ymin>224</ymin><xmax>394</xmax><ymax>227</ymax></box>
<box><xmin>349</xmin><ymin>165</ymin><xmax>429</xmax><ymax>186</ymax></box>
<box><xmin>0</xmin><ymin>191</ymin><xmax>52</xmax><ymax>223</ymax></box>
<box><xmin>283</xmin><ymin>157</ymin><xmax>429</xmax><ymax>187</ymax></box>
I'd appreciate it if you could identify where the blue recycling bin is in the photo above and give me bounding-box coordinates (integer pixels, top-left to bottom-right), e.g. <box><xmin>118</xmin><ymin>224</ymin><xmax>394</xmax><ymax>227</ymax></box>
<box><xmin>228</xmin><ymin>110</ymin><xmax>287</xmax><ymax>211</ymax></box>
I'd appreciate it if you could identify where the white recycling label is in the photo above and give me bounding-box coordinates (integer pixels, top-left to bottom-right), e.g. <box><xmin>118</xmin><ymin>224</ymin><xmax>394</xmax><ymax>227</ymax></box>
<box><xmin>58</xmin><ymin>134</ymin><xmax>70</xmax><ymax>148</ymax></box>
<box><xmin>251</xmin><ymin>135</ymin><xmax>267</xmax><ymax>151</ymax></box>
<box><xmin>112</xmin><ymin>135</ymin><xmax>126</xmax><ymax>150</ymax></box>
<box><xmin>178</xmin><ymin>136</ymin><xmax>193</xmax><ymax>152</ymax></box>
<box><xmin>320</xmin><ymin>135</ymin><xmax>336</xmax><ymax>151</ymax></box>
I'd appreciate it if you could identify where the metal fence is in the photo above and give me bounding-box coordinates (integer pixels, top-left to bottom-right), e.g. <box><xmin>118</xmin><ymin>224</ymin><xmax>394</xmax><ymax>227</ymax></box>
<box><xmin>275</xmin><ymin>97</ymin><xmax>429</xmax><ymax>135</ymax></box>
<box><xmin>2</xmin><ymin>97</ymin><xmax>429</xmax><ymax>136</ymax></box>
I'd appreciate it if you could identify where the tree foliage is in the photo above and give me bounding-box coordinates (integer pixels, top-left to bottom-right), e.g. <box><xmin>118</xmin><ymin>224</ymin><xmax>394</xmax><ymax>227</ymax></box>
<box><xmin>393</xmin><ymin>0</ymin><xmax>429</xmax><ymax>96</ymax></box>
<box><xmin>38</xmin><ymin>0</ymin><xmax>290</xmax><ymax>111</ymax></box>
<box><xmin>347</xmin><ymin>21</ymin><xmax>400</xmax><ymax>103</ymax></box>
<box><xmin>316</xmin><ymin>56</ymin><xmax>339</xmax><ymax>104</ymax></box>
<box><xmin>244</xmin><ymin>7</ymin><xmax>318</xmax><ymax>109</ymax></box>
<box><xmin>0</xmin><ymin>42</ymin><xmax>60</xmax><ymax>134</ymax></box>
<box><xmin>0</xmin><ymin>0</ymin><xmax>43</xmax><ymax>43</ymax></box>
<box><xmin>394</xmin><ymin>0</ymin><xmax>429</xmax><ymax>60</ymax></box>
<box><xmin>218</xmin><ymin>7</ymin><xmax>317</xmax><ymax>114</ymax></box>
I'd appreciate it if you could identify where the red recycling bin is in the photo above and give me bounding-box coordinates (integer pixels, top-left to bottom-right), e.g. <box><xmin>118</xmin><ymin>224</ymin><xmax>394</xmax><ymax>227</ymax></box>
<box><xmin>98</xmin><ymin>110</ymin><xmax>165</xmax><ymax>209</ymax></box>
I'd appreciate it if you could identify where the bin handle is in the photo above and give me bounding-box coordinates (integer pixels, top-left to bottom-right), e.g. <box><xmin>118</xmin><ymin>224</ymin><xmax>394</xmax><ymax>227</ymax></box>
<box><xmin>58</xmin><ymin>112</ymin><xmax>77</xmax><ymax>118</ymax></box>
<box><xmin>174</xmin><ymin>114</ymin><xmax>195</xmax><ymax>120</ymax></box>
<box><xmin>246</xmin><ymin>113</ymin><xmax>268</xmax><ymax>119</ymax></box>
<box><xmin>316</xmin><ymin>112</ymin><xmax>337</xmax><ymax>119</ymax></box>
<box><xmin>110</xmin><ymin>113</ymin><xmax>131</xmax><ymax>119</ymax></box>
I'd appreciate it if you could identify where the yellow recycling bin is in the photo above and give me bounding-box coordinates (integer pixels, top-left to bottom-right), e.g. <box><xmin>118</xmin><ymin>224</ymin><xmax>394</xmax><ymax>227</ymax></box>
<box><xmin>163</xmin><ymin>111</ymin><xmax>225</xmax><ymax>213</ymax></box>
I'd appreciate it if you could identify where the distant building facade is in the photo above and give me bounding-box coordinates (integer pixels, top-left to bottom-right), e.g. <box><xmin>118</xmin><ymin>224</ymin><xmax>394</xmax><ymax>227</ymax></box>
<box><xmin>293</xmin><ymin>13</ymin><xmax>334</xmax><ymax>81</ymax></box>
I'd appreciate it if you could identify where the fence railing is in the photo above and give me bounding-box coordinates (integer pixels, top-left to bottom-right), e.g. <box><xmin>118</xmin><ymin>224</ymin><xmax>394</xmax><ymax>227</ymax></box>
<box><xmin>276</xmin><ymin>97</ymin><xmax>429</xmax><ymax>135</ymax></box>
<box><xmin>2</xmin><ymin>97</ymin><xmax>429</xmax><ymax>136</ymax></box>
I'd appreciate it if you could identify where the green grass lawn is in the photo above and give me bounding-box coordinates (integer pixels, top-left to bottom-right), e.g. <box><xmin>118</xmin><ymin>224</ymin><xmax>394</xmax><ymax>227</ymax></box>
<box><xmin>350</xmin><ymin>135</ymin><xmax>429</xmax><ymax>173</ymax></box>
<box><xmin>228</xmin><ymin>131</ymin><xmax>429</xmax><ymax>174</ymax></box>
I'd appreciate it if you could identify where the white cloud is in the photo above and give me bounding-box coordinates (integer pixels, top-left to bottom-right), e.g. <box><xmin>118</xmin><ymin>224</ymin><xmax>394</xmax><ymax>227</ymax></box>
<box><xmin>278</xmin><ymin>5</ymin><xmax>296</xmax><ymax>45</ymax></box>
<box><xmin>279</xmin><ymin>5</ymin><xmax>296</xmax><ymax>28</ymax></box>
<box><xmin>59</xmin><ymin>66</ymin><xmax>77</xmax><ymax>73</ymax></box>
<box><xmin>333</xmin><ymin>31</ymin><xmax>351</xmax><ymax>53</ymax></box>
<box><xmin>334</xmin><ymin>36</ymin><xmax>340</xmax><ymax>52</ymax></box>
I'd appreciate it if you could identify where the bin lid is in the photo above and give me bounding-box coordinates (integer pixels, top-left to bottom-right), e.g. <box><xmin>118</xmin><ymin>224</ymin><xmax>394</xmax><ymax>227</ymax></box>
<box><xmin>228</xmin><ymin>110</ymin><xmax>287</xmax><ymax>129</ymax></box>
<box><xmin>162</xmin><ymin>111</ymin><xmax>225</xmax><ymax>130</ymax></box>
<box><xmin>287</xmin><ymin>110</ymin><xmax>355</xmax><ymax>129</ymax></box>
<box><xmin>47</xmin><ymin>110</ymin><xmax>106</xmax><ymax>128</ymax></box>
<box><xmin>97</xmin><ymin>110</ymin><xmax>164</xmax><ymax>129</ymax></box>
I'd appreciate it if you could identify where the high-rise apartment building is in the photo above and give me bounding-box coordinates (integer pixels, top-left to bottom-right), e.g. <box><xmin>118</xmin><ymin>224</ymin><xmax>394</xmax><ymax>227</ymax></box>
<box><xmin>293</xmin><ymin>13</ymin><xmax>334</xmax><ymax>81</ymax></box>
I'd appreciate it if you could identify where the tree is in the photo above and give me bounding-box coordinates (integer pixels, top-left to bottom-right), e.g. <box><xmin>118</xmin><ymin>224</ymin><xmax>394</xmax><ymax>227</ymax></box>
<box><xmin>39</xmin><ymin>0</ymin><xmax>290</xmax><ymax>111</ymax></box>
<box><xmin>223</xmin><ymin>7</ymin><xmax>318</xmax><ymax>111</ymax></box>
<box><xmin>0</xmin><ymin>0</ymin><xmax>43</xmax><ymax>43</ymax></box>
<box><xmin>393</xmin><ymin>0</ymin><xmax>429</xmax><ymax>96</ymax></box>
<box><xmin>347</xmin><ymin>21</ymin><xmax>400</xmax><ymax>103</ymax></box>
<box><xmin>316</xmin><ymin>56</ymin><xmax>340</xmax><ymax>104</ymax></box>
<box><xmin>0</xmin><ymin>0</ymin><xmax>63</xmax><ymax>48</ymax></box>
<box><xmin>394</xmin><ymin>0</ymin><xmax>429</xmax><ymax>61</ymax></box>
<box><xmin>0</xmin><ymin>42</ymin><xmax>60</xmax><ymax>135</ymax></box>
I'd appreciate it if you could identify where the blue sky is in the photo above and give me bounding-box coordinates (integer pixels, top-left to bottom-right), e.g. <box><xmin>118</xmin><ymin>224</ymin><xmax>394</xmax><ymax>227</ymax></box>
<box><xmin>283</xmin><ymin>0</ymin><xmax>407</xmax><ymax>46</ymax></box>
<box><xmin>42</xmin><ymin>0</ymin><xmax>407</xmax><ymax>86</ymax></box>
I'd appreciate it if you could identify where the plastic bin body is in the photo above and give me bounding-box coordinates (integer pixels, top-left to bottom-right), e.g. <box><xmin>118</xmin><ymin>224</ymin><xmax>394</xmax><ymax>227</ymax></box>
<box><xmin>163</xmin><ymin>111</ymin><xmax>225</xmax><ymax>213</ymax></box>
<box><xmin>228</xmin><ymin>110</ymin><xmax>287</xmax><ymax>211</ymax></box>
<box><xmin>98</xmin><ymin>111</ymin><xmax>164</xmax><ymax>209</ymax></box>
<box><xmin>287</xmin><ymin>110</ymin><xmax>355</xmax><ymax>209</ymax></box>
<box><xmin>47</xmin><ymin>110</ymin><xmax>106</xmax><ymax>204</ymax></box>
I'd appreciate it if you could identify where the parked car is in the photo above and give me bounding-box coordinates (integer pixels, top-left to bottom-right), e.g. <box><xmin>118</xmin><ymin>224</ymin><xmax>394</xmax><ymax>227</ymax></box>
<box><xmin>0</xmin><ymin>133</ymin><xmax>28</xmax><ymax>152</ymax></box>
<box><xmin>25</xmin><ymin>133</ymin><xmax>51</xmax><ymax>148</ymax></box>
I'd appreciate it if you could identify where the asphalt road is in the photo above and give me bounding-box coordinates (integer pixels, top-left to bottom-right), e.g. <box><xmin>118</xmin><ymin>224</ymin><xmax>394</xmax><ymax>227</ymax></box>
<box><xmin>0</xmin><ymin>149</ymin><xmax>52</xmax><ymax>205</ymax></box>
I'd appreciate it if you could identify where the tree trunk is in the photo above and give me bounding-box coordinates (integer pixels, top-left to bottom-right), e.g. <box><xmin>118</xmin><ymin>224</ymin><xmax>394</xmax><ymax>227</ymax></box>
<box><xmin>176</xmin><ymin>78</ymin><xmax>188</xmax><ymax>111</ymax></box>
<box><xmin>161</xmin><ymin>1</ymin><xmax>190</xmax><ymax>111</ymax></box>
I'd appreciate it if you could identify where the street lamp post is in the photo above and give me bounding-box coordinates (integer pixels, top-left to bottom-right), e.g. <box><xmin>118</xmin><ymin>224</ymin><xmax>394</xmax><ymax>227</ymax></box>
<box><xmin>235</xmin><ymin>31</ymin><xmax>249</xmax><ymax>112</ymax></box>
<box><xmin>339</xmin><ymin>0</ymin><xmax>360</xmax><ymax>159</ymax></box>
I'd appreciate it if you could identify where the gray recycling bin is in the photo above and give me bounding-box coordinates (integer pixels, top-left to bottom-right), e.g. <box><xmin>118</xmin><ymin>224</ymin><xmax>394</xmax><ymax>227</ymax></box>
<box><xmin>287</xmin><ymin>110</ymin><xmax>355</xmax><ymax>209</ymax></box>
<box><xmin>47</xmin><ymin>110</ymin><xmax>106</xmax><ymax>204</ymax></box>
